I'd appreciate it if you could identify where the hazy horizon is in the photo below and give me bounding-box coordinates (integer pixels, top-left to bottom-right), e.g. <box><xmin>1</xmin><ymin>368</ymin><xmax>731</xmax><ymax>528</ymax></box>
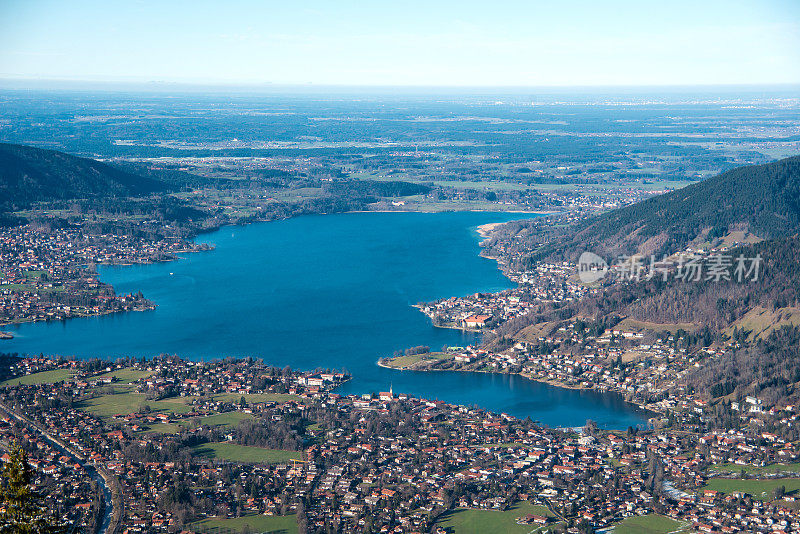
<box><xmin>1</xmin><ymin>78</ymin><xmax>799</xmax><ymax>97</ymax></box>
<box><xmin>2</xmin><ymin>0</ymin><xmax>799</xmax><ymax>87</ymax></box>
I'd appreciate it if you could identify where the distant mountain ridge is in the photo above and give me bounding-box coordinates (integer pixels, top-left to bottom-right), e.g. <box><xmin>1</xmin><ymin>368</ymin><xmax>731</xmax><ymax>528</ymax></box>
<box><xmin>503</xmin><ymin>155</ymin><xmax>800</xmax><ymax>264</ymax></box>
<box><xmin>0</xmin><ymin>142</ymin><xmax>168</xmax><ymax>210</ymax></box>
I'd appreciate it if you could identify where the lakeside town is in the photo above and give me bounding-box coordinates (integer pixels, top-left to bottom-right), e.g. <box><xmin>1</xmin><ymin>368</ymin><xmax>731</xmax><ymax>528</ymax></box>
<box><xmin>398</xmin><ymin>229</ymin><xmax>780</xmax><ymax>421</ymax></box>
<box><xmin>0</xmin><ymin>181</ymin><xmax>799</xmax><ymax>533</ymax></box>
<box><xmin>4</xmin><ymin>353</ymin><xmax>800</xmax><ymax>533</ymax></box>
<box><xmin>2</xmin><ymin>0</ymin><xmax>800</xmax><ymax>530</ymax></box>
<box><xmin>0</xmin><ymin>225</ymin><xmax>211</xmax><ymax>328</ymax></box>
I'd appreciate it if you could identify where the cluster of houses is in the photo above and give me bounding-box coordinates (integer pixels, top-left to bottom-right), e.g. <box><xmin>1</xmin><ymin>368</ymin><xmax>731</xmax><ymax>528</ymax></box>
<box><xmin>418</xmin><ymin>291</ymin><xmax>532</xmax><ymax>331</ymax></box>
<box><xmin>406</xmin><ymin>313</ymin><xmax>800</xmax><ymax>445</ymax></box>
<box><xmin>0</xmin><ymin>410</ymin><xmax>100</xmax><ymax>529</ymax></box>
<box><xmin>0</xmin><ymin>225</ymin><xmax>207</xmax><ymax>325</ymax></box>
<box><xmin>5</xmin><ymin>355</ymin><xmax>800</xmax><ymax>533</ymax></box>
<box><xmin>417</xmin><ymin>261</ymin><xmax>596</xmax><ymax>333</ymax></box>
<box><xmin>396</xmin><ymin>320</ymin><xmax>690</xmax><ymax>400</ymax></box>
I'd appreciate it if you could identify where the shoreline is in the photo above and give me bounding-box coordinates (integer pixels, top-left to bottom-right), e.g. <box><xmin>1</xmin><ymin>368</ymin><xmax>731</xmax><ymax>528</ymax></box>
<box><xmin>1</xmin><ymin>304</ymin><xmax>156</xmax><ymax>329</ymax></box>
<box><xmin>83</xmin><ymin>208</ymin><xmax>533</xmax><ymax>330</ymax></box>
<box><xmin>377</xmin><ymin>357</ymin><xmax>659</xmax><ymax>421</ymax></box>
<box><xmin>379</xmin><ymin>356</ymin><xmax>592</xmax><ymax>390</ymax></box>
<box><xmin>410</xmin><ymin>305</ymin><xmax>485</xmax><ymax>333</ymax></box>
<box><xmin>476</xmin><ymin>222</ymin><xmax>504</xmax><ymax>239</ymax></box>
<box><xmin>3</xmin><ymin>207</ymin><xmax>525</xmax><ymax>338</ymax></box>
<box><xmin>388</xmin><ymin>208</ymin><xmax>660</xmax><ymax>421</ymax></box>
<box><xmin>346</xmin><ymin>208</ymin><xmax>558</xmax><ymax>216</ymax></box>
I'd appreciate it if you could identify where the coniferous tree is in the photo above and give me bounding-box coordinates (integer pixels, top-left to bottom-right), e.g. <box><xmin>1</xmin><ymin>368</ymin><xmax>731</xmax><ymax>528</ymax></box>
<box><xmin>0</xmin><ymin>441</ymin><xmax>63</xmax><ymax>533</ymax></box>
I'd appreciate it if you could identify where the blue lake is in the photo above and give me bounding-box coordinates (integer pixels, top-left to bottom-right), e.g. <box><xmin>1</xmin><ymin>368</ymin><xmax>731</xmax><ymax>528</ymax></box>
<box><xmin>4</xmin><ymin>211</ymin><xmax>650</xmax><ymax>428</ymax></box>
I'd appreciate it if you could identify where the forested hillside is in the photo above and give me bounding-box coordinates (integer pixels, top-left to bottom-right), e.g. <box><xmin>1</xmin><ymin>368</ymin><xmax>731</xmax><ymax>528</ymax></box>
<box><xmin>686</xmin><ymin>325</ymin><xmax>800</xmax><ymax>407</ymax></box>
<box><xmin>487</xmin><ymin>156</ymin><xmax>800</xmax><ymax>266</ymax></box>
<box><xmin>489</xmin><ymin>237</ymin><xmax>800</xmax><ymax>349</ymax></box>
<box><xmin>0</xmin><ymin>143</ymin><xmax>441</xmax><ymax>234</ymax></box>
<box><xmin>0</xmin><ymin>142</ymin><xmax>169</xmax><ymax>210</ymax></box>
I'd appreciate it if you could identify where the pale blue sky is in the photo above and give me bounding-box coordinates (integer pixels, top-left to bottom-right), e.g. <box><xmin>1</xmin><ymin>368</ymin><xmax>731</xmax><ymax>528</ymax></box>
<box><xmin>1</xmin><ymin>0</ymin><xmax>799</xmax><ymax>86</ymax></box>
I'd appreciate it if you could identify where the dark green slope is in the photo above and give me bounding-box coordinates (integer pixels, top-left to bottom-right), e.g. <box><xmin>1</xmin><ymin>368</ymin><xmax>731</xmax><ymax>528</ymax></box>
<box><xmin>527</xmin><ymin>155</ymin><xmax>800</xmax><ymax>261</ymax></box>
<box><xmin>0</xmin><ymin>143</ymin><xmax>169</xmax><ymax>210</ymax></box>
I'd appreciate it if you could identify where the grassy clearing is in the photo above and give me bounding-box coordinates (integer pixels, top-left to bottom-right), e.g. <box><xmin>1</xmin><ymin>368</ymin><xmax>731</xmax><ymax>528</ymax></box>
<box><xmin>199</xmin><ymin>412</ymin><xmax>254</xmax><ymax>428</ymax></box>
<box><xmin>76</xmin><ymin>392</ymin><xmax>147</xmax><ymax>418</ymax></box>
<box><xmin>139</xmin><ymin>422</ymin><xmax>184</xmax><ymax>434</ymax></box>
<box><xmin>1</xmin><ymin>368</ymin><xmax>76</xmax><ymax>386</ymax></box>
<box><xmin>212</xmin><ymin>393</ymin><xmax>303</xmax><ymax>404</ymax></box>
<box><xmin>382</xmin><ymin>352</ymin><xmax>449</xmax><ymax>369</ymax></box>
<box><xmin>190</xmin><ymin>513</ymin><xmax>297</xmax><ymax>534</ymax></box>
<box><xmin>91</xmin><ymin>367</ymin><xmax>152</xmax><ymax>384</ymax></box>
<box><xmin>612</xmin><ymin>514</ymin><xmax>689</xmax><ymax>534</ymax></box>
<box><xmin>2</xmin><ymin>282</ymin><xmax>66</xmax><ymax>293</ymax></box>
<box><xmin>615</xmin><ymin>318</ymin><xmax>698</xmax><ymax>335</ymax></box>
<box><xmin>192</xmin><ymin>443</ymin><xmax>301</xmax><ymax>464</ymax></box>
<box><xmin>709</xmin><ymin>463</ymin><xmax>800</xmax><ymax>476</ymax></box>
<box><xmin>436</xmin><ymin>502</ymin><xmax>557</xmax><ymax>534</ymax></box>
<box><xmin>726</xmin><ymin>306</ymin><xmax>800</xmax><ymax>342</ymax></box>
<box><xmin>516</xmin><ymin>321</ymin><xmax>560</xmax><ymax>343</ymax></box>
<box><xmin>76</xmin><ymin>392</ymin><xmax>192</xmax><ymax>418</ymax></box>
<box><xmin>702</xmin><ymin>478</ymin><xmax>800</xmax><ymax>500</ymax></box>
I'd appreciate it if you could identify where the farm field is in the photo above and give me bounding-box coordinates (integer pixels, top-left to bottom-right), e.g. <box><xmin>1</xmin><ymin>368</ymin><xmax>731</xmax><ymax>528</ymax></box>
<box><xmin>702</xmin><ymin>478</ymin><xmax>800</xmax><ymax>501</ymax></box>
<box><xmin>198</xmin><ymin>411</ymin><xmax>254</xmax><ymax>428</ymax></box>
<box><xmin>709</xmin><ymin>463</ymin><xmax>800</xmax><ymax>476</ymax></box>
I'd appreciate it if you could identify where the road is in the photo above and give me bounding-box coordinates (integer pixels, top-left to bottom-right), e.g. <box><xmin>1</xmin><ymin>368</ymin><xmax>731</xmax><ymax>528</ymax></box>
<box><xmin>0</xmin><ymin>401</ymin><xmax>123</xmax><ymax>534</ymax></box>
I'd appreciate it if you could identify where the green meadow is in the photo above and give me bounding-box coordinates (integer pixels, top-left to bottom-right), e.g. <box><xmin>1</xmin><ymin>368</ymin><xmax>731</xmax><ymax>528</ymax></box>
<box><xmin>190</xmin><ymin>513</ymin><xmax>298</xmax><ymax>534</ymax></box>
<box><xmin>612</xmin><ymin>514</ymin><xmax>689</xmax><ymax>534</ymax></box>
<box><xmin>1</xmin><ymin>368</ymin><xmax>77</xmax><ymax>386</ymax></box>
<box><xmin>192</xmin><ymin>442</ymin><xmax>302</xmax><ymax>464</ymax></box>
<box><xmin>436</xmin><ymin>501</ymin><xmax>558</xmax><ymax>534</ymax></box>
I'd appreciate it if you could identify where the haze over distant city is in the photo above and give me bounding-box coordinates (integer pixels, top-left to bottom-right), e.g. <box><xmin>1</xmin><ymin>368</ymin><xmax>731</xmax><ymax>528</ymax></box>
<box><xmin>1</xmin><ymin>0</ymin><xmax>799</xmax><ymax>87</ymax></box>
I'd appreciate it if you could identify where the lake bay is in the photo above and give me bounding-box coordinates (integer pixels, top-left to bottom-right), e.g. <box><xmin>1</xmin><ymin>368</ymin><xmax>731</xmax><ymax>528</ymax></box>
<box><xmin>4</xmin><ymin>211</ymin><xmax>650</xmax><ymax>428</ymax></box>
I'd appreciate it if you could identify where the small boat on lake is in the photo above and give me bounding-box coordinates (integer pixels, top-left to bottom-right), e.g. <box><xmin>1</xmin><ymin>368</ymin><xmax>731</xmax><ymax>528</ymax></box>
<box><xmin>0</xmin><ymin>332</ymin><xmax>13</xmax><ymax>340</ymax></box>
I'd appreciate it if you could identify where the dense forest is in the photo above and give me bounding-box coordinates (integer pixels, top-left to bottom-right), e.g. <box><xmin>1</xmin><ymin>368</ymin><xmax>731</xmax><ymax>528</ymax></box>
<box><xmin>324</xmin><ymin>179</ymin><xmax>431</xmax><ymax>199</ymax></box>
<box><xmin>0</xmin><ymin>142</ymin><xmax>169</xmax><ymax>210</ymax></box>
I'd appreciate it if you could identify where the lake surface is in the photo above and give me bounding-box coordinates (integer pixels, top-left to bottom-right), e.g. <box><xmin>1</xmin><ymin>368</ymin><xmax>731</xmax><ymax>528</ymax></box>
<box><xmin>4</xmin><ymin>211</ymin><xmax>650</xmax><ymax>428</ymax></box>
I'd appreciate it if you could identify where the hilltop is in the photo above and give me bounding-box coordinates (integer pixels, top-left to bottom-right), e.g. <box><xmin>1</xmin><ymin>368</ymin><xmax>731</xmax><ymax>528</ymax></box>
<box><xmin>487</xmin><ymin>155</ymin><xmax>800</xmax><ymax>266</ymax></box>
<box><xmin>480</xmin><ymin>157</ymin><xmax>800</xmax><ymax>405</ymax></box>
<box><xmin>0</xmin><ymin>142</ymin><xmax>169</xmax><ymax>211</ymax></box>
